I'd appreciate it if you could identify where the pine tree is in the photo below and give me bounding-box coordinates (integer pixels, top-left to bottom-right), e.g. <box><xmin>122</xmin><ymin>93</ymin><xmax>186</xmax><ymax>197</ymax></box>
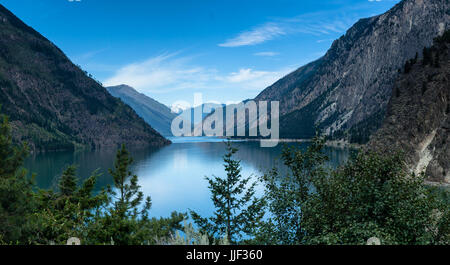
<box><xmin>108</xmin><ymin>144</ymin><xmax>149</xmax><ymax>219</ymax></box>
<box><xmin>59</xmin><ymin>165</ymin><xmax>78</xmax><ymax>196</ymax></box>
<box><xmin>190</xmin><ymin>141</ymin><xmax>265</xmax><ymax>244</ymax></box>
<box><xmin>0</xmin><ymin>112</ymin><xmax>28</xmax><ymax>178</ymax></box>
<box><xmin>34</xmin><ymin>166</ymin><xmax>106</xmax><ymax>244</ymax></box>
<box><xmin>0</xmin><ymin>110</ymin><xmax>36</xmax><ymax>243</ymax></box>
<box><xmin>86</xmin><ymin>144</ymin><xmax>152</xmax><ymax>245</ymax></box>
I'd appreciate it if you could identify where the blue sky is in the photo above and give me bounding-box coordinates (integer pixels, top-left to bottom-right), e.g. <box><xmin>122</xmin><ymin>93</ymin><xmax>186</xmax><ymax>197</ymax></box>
<box><xmin>1</xmin><ymin>0</ymin><xmax>399</xmax><ymax>107</ymax></box>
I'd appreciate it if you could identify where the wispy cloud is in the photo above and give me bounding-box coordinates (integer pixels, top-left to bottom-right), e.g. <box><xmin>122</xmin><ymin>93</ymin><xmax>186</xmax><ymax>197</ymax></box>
<box><xmin>218</xmin><ymin>7</ymin><xmax>371</xmax><ymax>47</ymax></box>
<box><xmin>222</xmin><ymin>68</ymin><xmax>291</xmax><ymax>90</ymax></box>
<box><xmin>254</xmin><ymin>51</ymin><xmax>279</xmax><ymax>57</ymax></box>
<box><xmin>103</xmin><ymin>53</ymin><xmax>293</xmax><ymax>99</ymax></box>
<box><xmin>218</xmin><ymin>23</ymin><xmax>286</xmax><ymax>47</ymax></box>
<box><xmin>72</xmin><ymin>48</ymin><xmax>108</xmax><ymax>62</ymax></box>
<box><xmin>103</xmin><ymin>53</ymin><xmax>213</xmax><ymax>93</ymax></box>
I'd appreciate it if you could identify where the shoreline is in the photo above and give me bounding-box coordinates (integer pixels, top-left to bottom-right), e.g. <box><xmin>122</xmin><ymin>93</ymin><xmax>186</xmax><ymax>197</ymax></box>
<box><xmin>217</xmin><ymin>137</ymin><xmax>362</xmax><ymax>149</ymax></box>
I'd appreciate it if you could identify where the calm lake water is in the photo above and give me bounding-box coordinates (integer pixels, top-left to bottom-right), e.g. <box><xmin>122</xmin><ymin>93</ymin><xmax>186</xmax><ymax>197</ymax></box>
<box><xmin>24</xmin><ymin>137</ymin><xmax>352</xmax><ymax>218</ymax></box>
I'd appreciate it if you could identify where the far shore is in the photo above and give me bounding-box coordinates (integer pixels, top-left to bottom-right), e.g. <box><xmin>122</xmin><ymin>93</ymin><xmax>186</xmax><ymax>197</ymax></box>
<box><xmin>214</xmin><ymin>137</ymin><xmax>362</xmax><ymax>149</ymax></box>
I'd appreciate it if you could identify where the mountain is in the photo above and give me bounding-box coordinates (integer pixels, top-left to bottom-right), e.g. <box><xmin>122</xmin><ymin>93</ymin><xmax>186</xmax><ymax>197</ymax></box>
<box><xmin>0</xmin><ymin>4</ymin><xmax>170</xmax><ymax>152</ymax></box>
<box><xmin>368</xmin><ymin>31</ymin><xmax>450</xmax><ymax>183</ymax></box>
<box><xmin>106</xmin><ymin>85</ymin><xmax>176</xmax><ymax>136</ymax></box>
<box><xmin>255</xmin><ymin>0</ymin><xmax>449</xmax><ymax>143</ymax></box>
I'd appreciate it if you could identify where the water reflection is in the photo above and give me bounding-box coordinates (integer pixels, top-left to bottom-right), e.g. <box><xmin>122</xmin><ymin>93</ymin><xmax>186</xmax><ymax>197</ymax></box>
<box><xmin>24</xmin><ymin>138</ymin><xmax>352</xmax><ymax>218</ymax></box>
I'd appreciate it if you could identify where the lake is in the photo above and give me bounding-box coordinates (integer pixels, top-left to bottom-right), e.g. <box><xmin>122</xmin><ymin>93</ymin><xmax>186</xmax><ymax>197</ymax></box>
<box><xmin>24</xmin><ymin>137</ymin><xmax>352</xmax><ymax>219</ymax></box>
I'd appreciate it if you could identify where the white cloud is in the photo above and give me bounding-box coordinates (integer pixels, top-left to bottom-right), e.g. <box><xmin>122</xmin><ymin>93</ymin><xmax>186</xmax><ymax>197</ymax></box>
<box><xmin>103</xmin><ymin>53</ymin><xmax>293</xmax><ymax>99</ymax></box>
<box><xmin>218</xmin><ymin>8</ymin><xmax>369</xmax><ymax>47</ymax></box>
<box><xmin>224</xmin><ymin>68</ymin><xmax>291</xmax><ymax>90</ymax></box>
<box><xmin>103</xmin><ymin>53</ymin><xmax>212</xmax><ymax>93</ymax></box>
<box><xmin>254</xmin><ymin>52</ymin><xmax>279</xmax><ymax>57</ymax></box>
<box><xmin>218</xmin><ymin>23</ymin><xmax>286</xmax><ymax>47</ymax></box>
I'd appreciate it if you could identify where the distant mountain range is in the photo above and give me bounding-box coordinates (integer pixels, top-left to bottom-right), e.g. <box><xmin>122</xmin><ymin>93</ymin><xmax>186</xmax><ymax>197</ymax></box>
<box><xmin>106</xmin><ymin>85</ymin><xmax>176</xmax><ymax>136</ymax></box>
<box><xmin>106</xmin><ymin>84</ymin><xmax>225</xmax><ymax>137</ymax></box>
<box><xmin>0</xmin><ymin>4</ymin><xmax>170</xmax><ymax>152</ymax></box>
<box><xmin>254</xmin><ymin>0</ymin><xmax>449</xmax><ymax>143</ymax></box>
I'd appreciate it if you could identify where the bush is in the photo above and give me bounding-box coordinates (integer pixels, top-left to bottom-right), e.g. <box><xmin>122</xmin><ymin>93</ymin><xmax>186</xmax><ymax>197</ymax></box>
<box><xmin>260</xmin><ymin>136</ymin><xmax>449</xmax><ymax>245</ymax></box>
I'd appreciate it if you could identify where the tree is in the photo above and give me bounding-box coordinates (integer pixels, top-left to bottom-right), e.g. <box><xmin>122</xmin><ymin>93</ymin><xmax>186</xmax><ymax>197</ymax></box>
<box><xmin>302</xmin><ymin>151</ymin><xmax>449</xmax><ymax>245</ymax></box>
<box><xmin>85</xmin><ymin>144</ymin><xmax>152</xmax><ymax>245</ymax></box>
<box><xmin>259</xmin><ymin>135</ymin><xmax>449</xmax><ymax>245</ymax></box>
<box><xmin>190</xmin><ymin>141</ymin><xmax>265</xmax><ymax>244</ymax></box>
<box><xmin>108</xmin><ymin>145</ymin><xmax>148</xmax><ymax>220</ymax></box>
<box><xmin>0</xmin><ymin>111</ymin><xmax>36</xmax><ymax>243</ymax></box>
<box><xmin>33</xmin><ymin>166</ymin><xmax>106</xmax><ymax>244</ymax></box>
<box><xmin>58</xmin><ymin>165</ymin><xmax>77</xmax><ymax>196</ymax></box>
<box><xmin>258</xmin><ymin>136</ymin><xmax>328</xmax><ymax>245</ymax></box>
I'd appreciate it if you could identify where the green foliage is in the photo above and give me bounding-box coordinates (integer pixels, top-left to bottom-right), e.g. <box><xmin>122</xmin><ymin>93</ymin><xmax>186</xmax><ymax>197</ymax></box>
<box><xmin>303</xmin><ymin>151</ymin><xmax>449</xmax><ymax>245</ymax></box>
<box><xmin>190</xmin><ymin>141</ymin><xmax>265</xmax><ymax>244</ymax></box>
<box><xmin>260</xmin><ymin>136</ymin><xmax>449</xmax><ymax>245</ymax></box>
<box><xmin>32</xmin><ymin>166</ymin><xmax>106</xmax><ymax>245</ymax></box>
<box><xmin>0</xmin><ymin>111</ymin><xmax>36</xmax><ymax>243</ymax></box>
<box><xmin>258</xmin><ymin>136</ymin><xmax>328</xmax><ymax>245</ymax></box>
<box><xmin>0</xmin><ymin>112</ymin><xmax>183</xmax><ymax>245</ymax></box>
<box><xmin>109</xmin><ymin>145</ymin><xmax>148</xmax><ymax>220</ymax></box>
<box><xmin>80</xmin><ymin>145</ymin><xmax>185</xmax><ymax>245</ymax></box>
<box><xmin>144</xmin><ymin>212</ymin><xmax>186</xmax><ymax>245</ymax></box>
<box><xmin>83</xmin><ymin>145</ymin><xmax>153</xmax><ymax>245</ymax></box>
<box><xmin>58</xmin><ymin>165</ymin><xmax>78</xmax><ymax>196</ymax></box>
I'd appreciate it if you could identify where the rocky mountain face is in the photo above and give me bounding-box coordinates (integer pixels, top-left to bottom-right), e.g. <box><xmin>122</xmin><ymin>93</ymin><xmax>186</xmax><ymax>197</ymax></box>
<box><xmin>0</xmin><ymin>4</ymin><xmax>170</xmax><ymax>152</ymax></box>
<box><xmin>107</xmin><ymin>85</ymin><xmax>176</xmax><ymax>136</ymax></box>
<box><xmin>369</xmin><ymin>31</ymin><xmax>450</xmax><ymax>183</ymax></box>
<box><xmin>256</xmin><ymin>0</ymin><xmax>449</xmax><ymax>143</ymax></box>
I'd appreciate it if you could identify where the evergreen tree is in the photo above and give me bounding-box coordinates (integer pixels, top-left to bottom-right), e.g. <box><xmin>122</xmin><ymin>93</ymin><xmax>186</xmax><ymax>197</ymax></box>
<box><xmin>34</xmin><ymin>166</ymin><xmax>106</xmax><ymax>244</ymax></box>
<box><xmin>86</xmin><ymin>145</ymin><xmax>153</xmax><ymax>245</ymax></box>
<box><xmin>108</xmin><ymin>145</ymin><xmax>148</xmax><ymax>219</ymax></box>
<box><xmin>58</xmin><ymin>165</ymin><xmax>78</xmax><ymax>196</ymax></box>
<box><xmin>258</xmin><ymin>136</ymin><xmax>328</xmax><ymax>245</ymax></box>
<box><xmin>190</xmin><ymin>141</ymin><xmax>265</xmax><ymax>244</ymax></box>
<box><xmin>0</xmin><ymin>111</ymin><xmax>36</xmax><ymax>243</ymax></box>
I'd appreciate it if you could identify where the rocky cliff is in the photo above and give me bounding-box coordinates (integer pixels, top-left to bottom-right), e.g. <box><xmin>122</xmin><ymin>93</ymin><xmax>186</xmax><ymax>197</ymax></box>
<box><xmin>256</xmin><ymin>0</ymin><xmax>449</xmax><ymax>143</ymax></box>
<box><xmin>369</xmin><ymin>31</ymin><xmax>450</xmax><ymax>183</ymax></box>
<box><xmin>0</xmin><ymin>4</ymin><xmax>170</xmax><ymax>151</ymax></box>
